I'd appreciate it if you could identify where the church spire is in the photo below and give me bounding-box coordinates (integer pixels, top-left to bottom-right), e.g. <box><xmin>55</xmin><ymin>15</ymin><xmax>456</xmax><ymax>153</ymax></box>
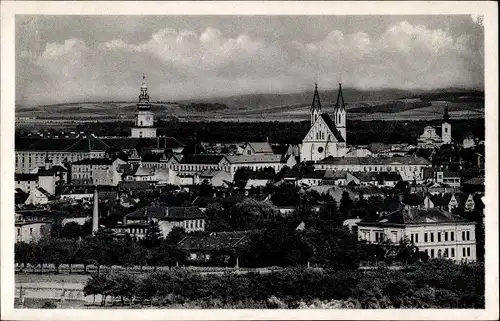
<box><xmin>335</xmin><ymin>83</ymin><xmax>346</xmax><ymax>111</ymax></box>
<box><xmin>311</xmin><ymin>83</ymin><xmax>322</xmax><ymax>112</ymax></box>
<box><xmin>310</xmin><ymin>83</ymin><xmax>322</xmax><ymax>126</ymax></box>
<box><xmin>138</xmin><ymin>73</ymin><xmax>150</xmax><ymax>109</ymax></box>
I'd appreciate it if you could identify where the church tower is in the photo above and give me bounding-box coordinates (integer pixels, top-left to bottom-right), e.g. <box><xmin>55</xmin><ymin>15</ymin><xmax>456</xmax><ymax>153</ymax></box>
<box><xmin>310</xmin><ymin>83</ymin><xmax>322</xmax><ymax>126</ymax></box>
<box><xmin>131</xmin><ymin>74</ymin><xmax>157</xmax><ymax>138</ymax></box>
<box><xmin>441</xmin><ymin>102</ymin><xmax>451</xmax><ymax>144</ymax></box>
<box><xmin>334</xmin><ymin>83</ymin><xmax>347</xmax><ymax>143</ymax></box>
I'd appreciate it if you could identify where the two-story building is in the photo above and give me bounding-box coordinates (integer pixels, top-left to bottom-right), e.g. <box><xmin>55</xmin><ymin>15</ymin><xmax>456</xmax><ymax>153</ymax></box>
<box><xmin>357</xmin><ymin>207</ymin><xmax>476</xmax><ymax>263</ymax></box>
<box><xmin>314</xmin><ymin>156</ymin><xmax>431</xmax><ymax>182</ymax></box>
<box><xmin>71</xmin><ymin>157</ymin><xmax>127</xmax><ymax>186</ymax></box>
<box><xmin>111</xmin><ymin>206</ymin><xmax>206</xmax><ymax>239</ymax></box>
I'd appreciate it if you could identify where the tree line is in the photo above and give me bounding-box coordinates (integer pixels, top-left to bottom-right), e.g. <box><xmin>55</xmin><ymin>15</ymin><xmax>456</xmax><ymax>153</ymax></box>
<box><xmin>16</xmin><ymin>118</ymin><xmax>484</xmax><ymax>146</ymax></box>
<box><xmin>82</xmin><ymin>260</ymin><xmax>484</xmax><ymax>308</ymax></box>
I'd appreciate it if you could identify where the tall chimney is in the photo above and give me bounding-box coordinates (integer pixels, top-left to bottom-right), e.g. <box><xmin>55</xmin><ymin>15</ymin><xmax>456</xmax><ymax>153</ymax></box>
<box><xmin>92</xmin><ymin>186</ymin><xmax>99</xmax><ymax>233</ymax></box>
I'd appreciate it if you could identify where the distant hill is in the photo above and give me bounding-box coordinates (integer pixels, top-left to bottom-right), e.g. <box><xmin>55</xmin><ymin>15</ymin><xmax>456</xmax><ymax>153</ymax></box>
<box><xmin>178</xmin><ymin>87</ymin><xmax>484</xmax><ymax>110</ymax></box>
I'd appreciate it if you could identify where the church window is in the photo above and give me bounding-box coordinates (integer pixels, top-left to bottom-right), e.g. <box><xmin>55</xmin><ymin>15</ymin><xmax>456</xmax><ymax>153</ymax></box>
<box><xmin>338</xmin><ymin>114</ymin><xmax>341</xmax><ymax>123</ymax></box>
<box><xmin>318</xmin><ymin>147</ymin><xmax>324</xmax><ymax>153</ymax></box>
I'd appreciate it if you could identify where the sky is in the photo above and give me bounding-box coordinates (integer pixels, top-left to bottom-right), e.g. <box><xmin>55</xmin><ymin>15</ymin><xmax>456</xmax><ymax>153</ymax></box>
<box><xmin>16</xmin><ymin>15</ymin><xmax>484</xmax><ymax>106</ymax></box>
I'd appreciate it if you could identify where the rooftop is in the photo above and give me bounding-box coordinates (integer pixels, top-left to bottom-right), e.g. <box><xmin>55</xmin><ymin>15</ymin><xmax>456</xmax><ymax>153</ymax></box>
<box><xmin>126</xmin><ymin>206</ymin><xmax>206</xmax><ymax>220</ymax></box>
<box><xmin>177</xmin><ymin>231</ymin><xmax>253</xmax><ymax>251</ymax></box>
<box><xmin>359</xmin><ymin>207</ymin><xmax>470</xmax><ymax>226</ymax></box>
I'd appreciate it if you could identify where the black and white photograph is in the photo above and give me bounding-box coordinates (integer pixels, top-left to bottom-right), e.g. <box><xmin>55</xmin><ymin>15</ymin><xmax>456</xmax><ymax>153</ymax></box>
<box><xmin>1</xmin><ymin>1</ymin><xmax>498</xmax><ymax>320</ymax></box>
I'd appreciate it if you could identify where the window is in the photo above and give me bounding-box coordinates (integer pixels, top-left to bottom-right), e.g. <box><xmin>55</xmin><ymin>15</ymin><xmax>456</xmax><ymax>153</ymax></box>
<box><xmin>29</xmin><ymin>228</ymin><xmax>33</xmax><ymax>235</ymax></box>
<box><xmin>430</xmin><ymin>233</ymin><xmax>434</xmax><ymax>242</ymax></box>
<box><xmin>451</xmin><ymin>248</ymin><xmax>455</xmax><ymax>257</ymax></box>
<box><xmin>467</xmin><ymin>247</ymin><xmax>470</xmax><ymax>257</ymax></box>
<box><xmin>466</xmin><ymin>231</ymin><xmax>470</xmax><ymax>240</ymax></box>
<box><xmin>438</xmin><ymin>233</ymin><xmax>441</xmax><ymax>242</ymax></box>
<box><xmin>415</xmin><ymin>234</ymin><xmax>419</xmax><ymax>243</ymax></box>
<box><xmin>463</xmin><ymin>248</ymin><xmax>466</xmax><ymax>257</ymax></box>
<box><xmin>445</xmin><ymin>232</ymin><xmax>448</xmax><ymax>241</ymax></box>
<box><xmin>451</xmin><ymin>232</ymin><xmax>455</xmax><ymax>241</ymax></box>
<box><xmin>17</xmin><ymin>228</ymin><xmax>20</xmax><ymax>236</ymax></box>
<box><xmin>431</xmin><ymin>249</ymin><xmax>435</xmax><ymax>257</ymax></box>
<box><xmin>437</xmin><ymin>249</ymin><xmax>442</xmax><ymax>258</ymax></box>
<box><xmin>410</xmin><ymin>234</ymin><xmax>414</xmax><ymax>243</ymax></box>
<box><xmin>424</xmin><ymin>249</ymin><xmax>428</xmax><ymax>255</ymax></box>
<box><xmin>424</xmin><ymin>233</ymin><xmax>428</xmax><ymax>242</ymax></box>
<box><xmin>444</xmin><ymin>248</ymin><xmax>449</xmax><ymax>257</ymax></box>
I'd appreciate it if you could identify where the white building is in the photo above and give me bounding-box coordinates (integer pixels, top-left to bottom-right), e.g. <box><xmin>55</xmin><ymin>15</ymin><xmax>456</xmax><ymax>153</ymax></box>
<box><xmin>130</xmin><ymin>74</ymin><xmax>157</xmax><ymax>138</ymax></box>
<box><xmin>417</xmin><ymin>103</ymin><xmax>452</xmax><ymax>148</ymax></box>
<box><xmin>315</xmin><ymin>156</ymin><xmax>431</xmax><ymax>182</ymax></box>
<box><xmin>71</xmin><ymin>158</ymin><xmax>127</xmax><ymax>186</ymax></box>
<box><xmin>357</xmin><ymin>207</ymin><xmax>476</xmax><ymax>262</ymax></box>
<box><xmin>301</xmin><ymin>83</ymin><xmax>348</xmax><ymax>162</ymax></box>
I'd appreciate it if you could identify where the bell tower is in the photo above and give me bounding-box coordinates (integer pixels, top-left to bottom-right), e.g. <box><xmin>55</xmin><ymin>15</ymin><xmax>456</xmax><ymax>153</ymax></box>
<box><xmin>441</xmin><ymin>102</ymin><xmax>451</xmax><ymax>144</ymax></box>
<box><xmin>334</xmin><ymin>83</ymin><xmax>347</xmax><ymax>143</ymax></box>
<box><xmin>131</xmin><ymin>73</ymin><xmax>157</xmax><ymax>138</ymax></box>
<box><xmin>310</xmin><ymin>83</ymin><xmax>322</xmax><ymax>126</ymax></box>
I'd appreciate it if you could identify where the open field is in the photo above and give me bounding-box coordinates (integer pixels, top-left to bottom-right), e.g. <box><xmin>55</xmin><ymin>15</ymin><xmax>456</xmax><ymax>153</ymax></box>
<box><xmin>15</xmin><ymin>100</ymin><xmax>484</xmax><ymax>126</ymax></box>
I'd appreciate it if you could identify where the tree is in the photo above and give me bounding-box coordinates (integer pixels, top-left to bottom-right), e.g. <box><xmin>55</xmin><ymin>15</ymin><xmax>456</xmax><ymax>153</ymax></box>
<box><xmin>165</xmin><ymin>226</ymin><xmax>186</xmax><ymax>245</ymax></box>
<box><xmin>339</xmin><ymin>191</ymin><xmax>353</xmax><ymax>217</ymax></box>
<box><xmin>87</xmin><ymin>229</ymin><xmax>118</xmax><ymax>274</ymax></box>
<box><xmin>15</xmin><ymin>241</ymin><xmax>33</xmax><ymax>271</ymax></box>
<box><xmin>247</xmin><ymin>223</ymin><xmax>313</xmax><ymax>267</ymax></box>
<box><xmin>60</xmin><ymin>222</ymin><xmax>83</xmax><ymax>239</ymax></box>
<box><xmin>64</xmin><ymin>238</ymin><xmax>79</xmax><ymax>273</ymax></box>
<box><xmin>142</xmin><ymin>220</ymin><xmax>164</xmax><ymax>249</ymax></box>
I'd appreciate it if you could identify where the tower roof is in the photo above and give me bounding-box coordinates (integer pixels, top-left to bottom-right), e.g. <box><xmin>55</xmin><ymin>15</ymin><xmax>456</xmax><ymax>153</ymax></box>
<box><xmin>443</xmin><ymin>102</ymin><xmax>450</xmax><ymax>123</ymax></box>
<box><xmin>335</xmin><ymin>83</ymin><xmax>346</xmax><ymax>111</ymax></box>
<box><xmin>310</xmin><ymin>83</ymin><xmax>322</xmax><ymax>112</ymax></box>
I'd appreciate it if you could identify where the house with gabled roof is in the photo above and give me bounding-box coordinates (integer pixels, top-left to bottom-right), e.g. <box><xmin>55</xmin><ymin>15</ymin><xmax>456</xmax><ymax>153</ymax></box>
<box><xmin>358</xmin><ymin>207</ymin><xmax>476</xmax><ymax>262</ymax></box>
<box><xmin>177</xmin><ymin>230</ymin><xmax>253</xmax><ymax>265</ymax></box>
<box><xmin>242</xmin><ymin>142</ymin><xmax>274</xmax><ymax>155</ymax></box>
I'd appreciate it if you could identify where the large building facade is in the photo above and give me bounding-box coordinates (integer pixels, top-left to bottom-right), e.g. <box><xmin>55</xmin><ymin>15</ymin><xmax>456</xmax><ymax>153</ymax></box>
<box><xmin>357</xmin><ymin>207</ymin><xmax>477</xmax><ymax>263</ymax></box>
<box><xmin>301</xmin><ymin>83</ymin><xmax>348</xmax><ymax>162</ymax></box>
<box><xmin>131</xmin><ymin>74</ymin><xmax>157</xmax><ymax>138</ymax></box>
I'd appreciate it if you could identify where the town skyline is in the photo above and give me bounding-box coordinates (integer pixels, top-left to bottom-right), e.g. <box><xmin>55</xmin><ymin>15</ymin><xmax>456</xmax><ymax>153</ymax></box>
<box><xmin>16</xmin><ymin>15</ymin><xmax>484</xmax><ymax>106</ymax></box>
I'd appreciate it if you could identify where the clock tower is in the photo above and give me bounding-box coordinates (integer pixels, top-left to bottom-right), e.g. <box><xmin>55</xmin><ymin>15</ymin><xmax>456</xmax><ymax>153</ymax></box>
<box><xmin>131</xmin><ymin>74</ymin><xmax>157</xmax><ymax>138</ymax></box>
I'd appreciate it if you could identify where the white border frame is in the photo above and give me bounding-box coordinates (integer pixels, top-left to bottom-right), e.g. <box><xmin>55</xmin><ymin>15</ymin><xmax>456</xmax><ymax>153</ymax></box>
<box><xmin>1</xmin><ymin>1</ymin><xmax>498</xmax><ymax>320</ymax></box>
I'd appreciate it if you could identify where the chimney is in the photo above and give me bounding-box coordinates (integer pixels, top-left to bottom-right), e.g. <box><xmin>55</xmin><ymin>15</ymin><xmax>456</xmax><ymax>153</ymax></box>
<box><xmin>92</xmin><ymin>186</ymin><xmax>99</xmax><ymax>233</ymax></box>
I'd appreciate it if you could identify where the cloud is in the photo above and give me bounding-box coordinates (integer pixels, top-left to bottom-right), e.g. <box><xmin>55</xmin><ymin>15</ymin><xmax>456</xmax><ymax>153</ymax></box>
<box><xmin>16</xmin><ymin>21</ymin><xmax>483</xmax><ymax>105</ymax></box>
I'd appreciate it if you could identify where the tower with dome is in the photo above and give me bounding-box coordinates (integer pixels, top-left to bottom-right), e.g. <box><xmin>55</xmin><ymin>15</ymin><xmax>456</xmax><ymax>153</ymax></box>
<box><xmin>131</xmin><ymin>74</ymin><xmax>157</xmax><ymax>138</ymax></box>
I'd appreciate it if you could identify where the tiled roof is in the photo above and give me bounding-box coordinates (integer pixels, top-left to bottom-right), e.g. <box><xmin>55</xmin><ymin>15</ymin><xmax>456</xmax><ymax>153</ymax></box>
<box><xmin>367</xmin><ymin>142</ymin><xmax>391</xmax><ymax>153</ymax></box>
<box><xmin>302</xmin><ymin>170</ymin><xmax>326</xmax><ymax>179</ymax></box>
<box><xmin>126</xmin><ymin>206</ymin><xmax>205</xmax><ymax>220</ymax></box>
<box><xmin>117</xmin><ymin>181</ymin><xmax>154</xmax><ymax>190</ymax></box>
<box><xmin>402</xmin><ymin>194</ymin><xmax>425</xmax><ymax>206</ymax></box>
<box><xmin>72</xmin><ymin>158</ymin><xmax>115</xmax><ymax>165</ymax></box>
<box><xmin>15</xmin><ymin>136</ymin><xmax>184</xmax><ymax>152</ymax></box>
<box><xmin>317</xmin><ymin>156</ymin><xmax>431</xmax><ymax>166</ymax></box>
<box><xmin>179</xmin><ymin>154</ymin><xmax>226</xmax><ymax>164</ymax></box>
<box><xmin>247</xmin><ymin>142</ymin><xmax>274</xmax><ymax>154</ymax></box>
<box><xmin>177</xmin><ymin>231</ymin><xmax>252</xmax><ymax>251</ymax></box>
<box><xmin>359</xmin><ymin>208</ymin><xmax>470</xmax><ymax>226</ymax></box>
<box><xmin>270</xmin><ymin>144</ymin><xmax>289</xmax><ymax>156</ymax></box>
<box><xmin>15</xmin><ymin>173</ymin><xmax>38</xmax><ymax>181</ymax></box>
<box><xmin>226</xmin><ymin>154</ymin><xmax>282</xmax><ymax>164</ymax></box>
<box><xmin>319</xmin><ymin>113</ymin><xmax>345</xmax><ymax>143</ymax></box>
<box><xmin>464</xmin><ymin>176</ymin><xmax>484</xmax><ymax>185</ymax></box>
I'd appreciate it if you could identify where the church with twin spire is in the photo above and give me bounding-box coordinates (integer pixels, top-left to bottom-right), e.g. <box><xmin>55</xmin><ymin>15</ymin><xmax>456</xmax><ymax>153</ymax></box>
<box><xmin>300</xmin><ymin>83</ymin><xmax>348</xmax><ymax>162</ymax></box>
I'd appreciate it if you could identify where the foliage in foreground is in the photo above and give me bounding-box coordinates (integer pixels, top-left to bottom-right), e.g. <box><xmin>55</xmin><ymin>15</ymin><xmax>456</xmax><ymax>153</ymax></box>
<box><xmin>83</xmin><ymin>260</ymin><xmax>484</xmax><ymax>309</ymax></box>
